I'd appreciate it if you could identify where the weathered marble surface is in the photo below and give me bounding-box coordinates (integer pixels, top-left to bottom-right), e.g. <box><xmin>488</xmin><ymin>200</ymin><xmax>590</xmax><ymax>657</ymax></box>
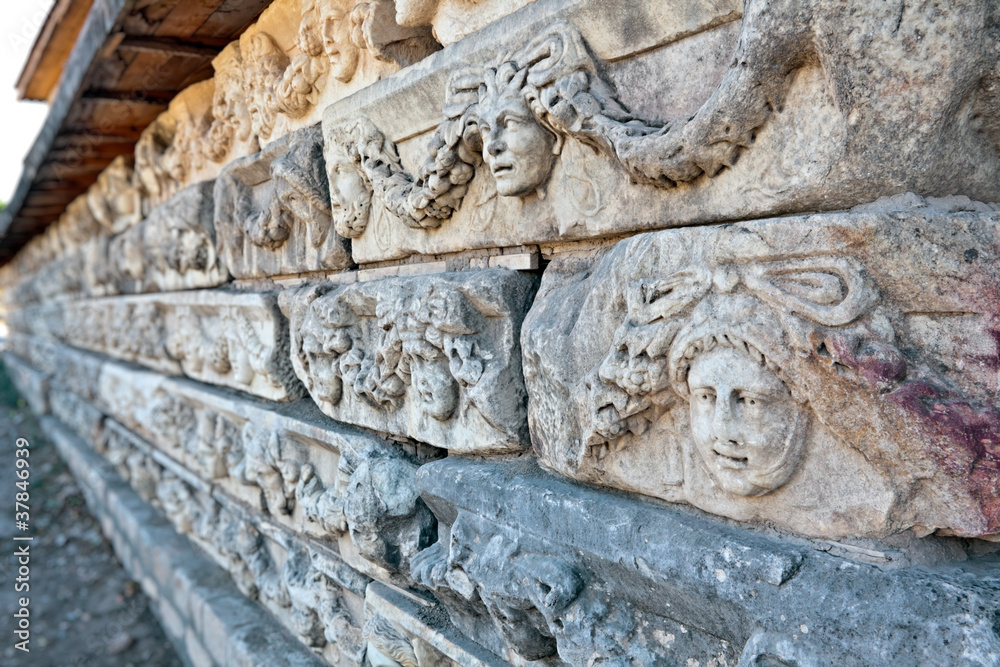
<box><xmin>215</xmin><ymin>125</ymin><xmax>352</xmax><ymax>279</ymax></box>
<box><xmin>414</xmin><ymin>457</ymin><xmax>1000</xmax><ymax>666</ymax></box>
<box><xmin>92</xmin><ymin>417</ymin><xmax>369</xmax><ymax>665</ymax></box>
<box><xmin>108</xmin><ymin>181</ymin><xmax>228</xmax><ymax>294</ymax></box>
<box><xmin>135</xmin><ymin>82</ymin><xmax>218</xmax><ymax>210</ymax></box>
<box><xmin>522</xmin><ymin>204</ymin><xmax>1000</xmax><ymax>540</ymax></box>
<box><xmin>240</xmin><ymin>0</ymin><xmax>439</xmax><ymax>148</ymax></box>
<box><xmin>395</xmin><ymin>0</ymin><xmax>539</xmax><ymax>46</ymax></box>
<box><xmin>8</xmin><ymin>291</ymin><xmax>302</xmax><ymax>402</ymax></box>
<box><xmin>8</xmin><ymin>181</ymin><xmax>227</xmax><ymax>304</ymax></box>
<box><xmin>364</xmin><ymin>582</ymin><xmax>496</xmax><ymax>667</ymax></box>
<box><xmin>281</xmin><ymin>268</ymin><xmax>536</xmax><ymax>453</ymax></box>
<box><xmin>323</xmin><ymin>0</ymin><xmax>1000</xmax><ymax>264</ymax></box>
<box><xmin>42</xmin><ymin>416</ymin><xmax>331</xmax><ymax>667</ymax></box>
<box><xmin>90</xmin><ymin>355</ymin><xmax>440</xmax><ymax>584</ymax></box>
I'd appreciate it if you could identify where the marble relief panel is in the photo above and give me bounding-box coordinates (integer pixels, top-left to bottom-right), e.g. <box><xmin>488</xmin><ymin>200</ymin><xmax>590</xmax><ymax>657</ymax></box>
<box><xmin>521</xmin><ymin>206</ymin><xmax>1000</xmax><ymax>540</ymax></box>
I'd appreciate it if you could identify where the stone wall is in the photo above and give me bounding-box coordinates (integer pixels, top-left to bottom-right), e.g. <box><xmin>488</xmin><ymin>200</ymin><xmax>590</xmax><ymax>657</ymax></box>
<box><xmin>4</xmin><ymin>0</ymin><xmax>1000</xmax><ymax>665</ymax></box>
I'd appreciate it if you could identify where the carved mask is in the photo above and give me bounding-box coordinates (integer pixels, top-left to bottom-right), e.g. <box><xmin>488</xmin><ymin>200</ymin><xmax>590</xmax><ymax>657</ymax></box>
<box><xmin>478</xmin><ymin>95</ymin><xmax>558</xmax><ymax>198</ymax></box>
<box><xmin>406</xmin><ymin>337</ymin><xmax>459</xmax><ymax>421</ymax></box>
<box><xmin>687</xmin><ymin>345</ymin><xmax>809</xmax><ymax>496</ymax></box>
<box><xmin>322</xmin><ymin>6</ymin><xmax>360</xmax><ymax>83</ymax></box>
<box><xmin>327</xmin><ymin>154</ymin><xmax>371</xmax><ymax>237</ymax></box>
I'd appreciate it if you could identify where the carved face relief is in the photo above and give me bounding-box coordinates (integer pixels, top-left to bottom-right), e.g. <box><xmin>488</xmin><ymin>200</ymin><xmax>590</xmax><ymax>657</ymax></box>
<box><xmin>327</xmin><ymin>154</ymin><xmax>371</xmax><ymax>237</ymax></box>
<box><xmin>302</xmin><ymin>323</ymin><xmax>351</xmax><ymax>404</ymax></box>
<box><xmin>479</xmin><ymin>97</ymin><xmax>558</xmax><ymax>198</ymax></box>
<box><xmin>274</xmin><ymin>175</ymin><xmax>312</xmax><ymax>226</ymax></box>
<box><xmin>408</xmin><ymin>341</ymin><xmax>459</xmax><ymax>421</ymax></box>
<box><xmin>687</xmin><ymin>346</ymin><xmax>808</xmax><ymax>496</ymax></box>
<box><xmin>165</xmin><ymin>227</ymin><xmax>212</xmax><ymax>274</ymax></box>
<box><xmin>322</xmin><ymin>6</ymin><xmax>360</xmax><ymax>84</ymax></box>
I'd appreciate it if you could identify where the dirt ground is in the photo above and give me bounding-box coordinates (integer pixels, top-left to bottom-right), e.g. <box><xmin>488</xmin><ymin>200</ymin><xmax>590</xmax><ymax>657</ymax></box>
<box><xmin>0</xmin><ymin>360</ymin><xmax>183</xmax><ymax>666</ymax></box>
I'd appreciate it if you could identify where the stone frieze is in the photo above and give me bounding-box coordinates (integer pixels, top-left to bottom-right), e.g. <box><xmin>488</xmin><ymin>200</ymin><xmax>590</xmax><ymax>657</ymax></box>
<box><xmin>522</xmin><ymin>205</ymin><xmax>1000</xmax><ymax>540</ymax></box>
<box><xmin>323</xmin><ymin>4</ymin><xmax>1000</xmax><ymax>263</ymax></box>
<box><xmin>281</xmin><ymin>268</ymin><xmax>537</xmax><ymax>453</ymax></box>
<box><xmin>215</xmin><ymin>125</ymin><xmax>352</xmax><ymax>279</ymax></box>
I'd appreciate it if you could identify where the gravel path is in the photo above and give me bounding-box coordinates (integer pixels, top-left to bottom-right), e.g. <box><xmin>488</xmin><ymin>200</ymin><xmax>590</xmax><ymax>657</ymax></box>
<box><xmin>0</xmin><ymin>360</ymin><xmax>183</xmax><ymax>666</ymax></box>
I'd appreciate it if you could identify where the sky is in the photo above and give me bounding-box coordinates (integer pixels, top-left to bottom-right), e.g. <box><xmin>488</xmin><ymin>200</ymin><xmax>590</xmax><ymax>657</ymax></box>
<box><xmin>0</xmin><ymin>1</ymin><xmax>58</xmax><ymax>204</ymax></box>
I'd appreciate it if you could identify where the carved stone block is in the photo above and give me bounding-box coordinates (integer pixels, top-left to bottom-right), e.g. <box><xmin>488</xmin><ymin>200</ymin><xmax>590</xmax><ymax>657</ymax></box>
<box><xmin>215</xmin><ymin>125</ymin><xmax>352</xmax><ymax>279</ymax></box>
<box><xmin>415</xmin><ymin>457</ymin><xmax>1000</xmax><ymax>666</ymax></box>
<box><xmin>364</xmin><ymin>582</ymin><xmax>499</xmax><ymax>667</ymax></box>
<box><xmin>108</xmin><ymin>181</ymin><xmax>228</xmax><ymax>294</ymax></box>
<box><xmin>323</xmin><ymin>1</ymin><xmax>1000</xmax><ymax>264</ymax></box>
<box><xmin>13</xmin><ymin>291</ymin><xmax>302</xmax><ymax>402</ymax></box>
<box><xmin>134</xmin><ymin>81</ymin><xmax>218</xmax><ymax>210</ymax></box>
<box><xmin>91</xmin><ymin>354</ymin><xmax>441</xmax><ymax>583</ymax></box>
<box><xmin>522</xmin><ymin>205</ymin><xmax>1000</xmax><ymax>540</ymax></box>
<box><xmin>49</xmin><ymin>387</ymin><xmax>105</xmax><ymax>446</ymax></box>
<box><xmin>281</xmin><ymin>268</ymin><xmax>536</xmax><ymax>453</ymax></box>
<box><xmin>237</xmin><ymin>0</ymin><xmax>438</xmax><ymax>149</ymax></box>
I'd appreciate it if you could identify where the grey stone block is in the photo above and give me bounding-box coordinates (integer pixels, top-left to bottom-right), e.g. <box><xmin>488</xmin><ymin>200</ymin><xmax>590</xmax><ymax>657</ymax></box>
<box><xmin>414</xmin><ymin>457</ymin><xmax>1000</xmax><ymax>666</ymax></box>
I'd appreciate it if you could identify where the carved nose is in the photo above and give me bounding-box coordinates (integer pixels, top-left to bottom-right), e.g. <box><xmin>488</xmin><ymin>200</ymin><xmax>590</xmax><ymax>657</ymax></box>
<box><xmin>486</xmin><ymin>131</ymin><xmax>505</xmax><ymax>156</ymax></box>
<box><xmin>712</xmin><ymin>393</ymin><xmax>741</xmax><ymax>445</ymax></box>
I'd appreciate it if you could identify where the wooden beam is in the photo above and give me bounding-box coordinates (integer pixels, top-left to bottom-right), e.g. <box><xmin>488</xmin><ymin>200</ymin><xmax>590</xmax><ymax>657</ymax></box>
<box><xmin>81</xmin><ymin>88</ymin><xmax>175</xmax><ymax>104</ymax></box>
<box><xmin>116</xmin><ymin>34</ymin><xmax>228</xmax><ymax>58</ymax></box>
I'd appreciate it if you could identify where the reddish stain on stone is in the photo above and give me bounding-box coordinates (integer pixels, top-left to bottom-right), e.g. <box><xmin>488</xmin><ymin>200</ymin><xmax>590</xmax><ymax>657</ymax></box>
<box><xmin>889</xmin><ymin>380</ymin><xmax>1000</xmax><ymax>534</ymax></box>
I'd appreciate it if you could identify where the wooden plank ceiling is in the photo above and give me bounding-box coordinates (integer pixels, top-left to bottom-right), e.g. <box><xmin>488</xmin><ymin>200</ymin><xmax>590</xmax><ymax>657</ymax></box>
<box><xmin>0</xmin><ymin>0</ymin><xmax>273</xmax><ymax>265</ymax></box>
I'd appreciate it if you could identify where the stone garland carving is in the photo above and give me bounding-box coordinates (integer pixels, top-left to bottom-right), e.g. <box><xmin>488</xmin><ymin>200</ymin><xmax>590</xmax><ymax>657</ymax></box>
<box><xmin>8</xmin><ymin>295</ymin><xmax>302</xmax><ymax>402</ymax></box>
<box><xmin>97</xmin><ymin>418</ymin><xmax>293</xmax><ymax>607</ymax></box>
<box><xmin>283</xmin><ymin>545</ymin><xmax>366</xmax><ymax>662</ymax></box>
<box><xmin>242</xmin><ymin>0</ymin><xmax>437</xmax><ymax>145</ymax></box>
<box><xmin>90</xmin><ymin>412</ymin><xmax>376</xmax><ymax>662</ymax></box>
<box><xmin>8</xmin><ymin>182</ymin><xmax>223</xmax><ymax>304</ymax></box>
<box><xmin>21</xmin><ymin>292</ymin><xmax>304</xmax><ymax>402</ymax></box>
<box><xmin>281</xmin><ymin>269</ymin><xmax>536</xmax><ymax>453</ymax></box>
<box><xmin>609</xmin><ymin>0</ymin><xmax>1000</xmax><ymax>189</ymax></box>
<box><xmin>107</xmin><ymin>181</ymin><xmax>227</xmax><ymax>294</ymax></box>
<box><xmin>522</xmin><ymin>209</ymin><xmax>1000</xmax><ymax>540</ymax></box>
<box><xmin>296</xmin><ymin>439</ymin><xmax>436</xmax><ymax>576</ymax></box>
<box><xmin>321</xmin><ymin>12</ymin><xmax>1000</xmax><ymax>264</ymax></box>
<box><xmin>134</xmin><ymin>81</ymin><xmax>217</xmax><ymax>211</ymax></box>
<box><xmin>214</xmin><ymin>125</ymin><xmax>353</xmax><ymax>279</ymax></box>
<box><xmin>87</xmin><ymin>353</ymin><xmax>442</xmax><ymax>586</ymax></box>
<box><xmin>323</xmin><ymin>21</ymin><xmax>648</xmax><ymax>239</ymax></box>
<box><xmin>363</xmin><ymin>613</ymin><xmax>456</xmax><ymax>667</ymax></box>
<box><xmin>237</xmin><ymin>421</ymin><xmax>303</xmax><ymax>516</ymax></box>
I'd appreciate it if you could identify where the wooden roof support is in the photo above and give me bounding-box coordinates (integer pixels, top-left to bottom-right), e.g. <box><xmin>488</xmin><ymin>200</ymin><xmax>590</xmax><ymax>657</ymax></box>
<box><xmin>116</xmin><ymin>35</ymin><xmax>230</xmax><ymax>58</ymax></box>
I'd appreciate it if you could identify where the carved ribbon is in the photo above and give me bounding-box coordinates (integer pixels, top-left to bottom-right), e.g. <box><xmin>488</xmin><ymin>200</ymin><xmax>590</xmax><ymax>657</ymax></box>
<box><xmin>627</xmin><ymin>256</ymin><xmax>876</xmax><ymax>329</ymax></box>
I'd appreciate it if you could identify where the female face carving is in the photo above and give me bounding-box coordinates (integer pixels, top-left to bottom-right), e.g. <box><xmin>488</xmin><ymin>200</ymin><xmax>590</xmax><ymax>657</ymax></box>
<box><xmin>479</xmin><ymin>97</ymin><xmax>557</xmax><ymax>198</ymax></box>
<box><xmin>328</xmin><ymin>156</ymin><xmax>370</xmax><ymax>218</ymax></box>
<box><xmin>408</xmin><ymin>343</ymin><xmax>459</xmax><ymax>422</ymax></box>
<box><xmin>687</xmin><ymin>346</ymin><xmax>809</xmax><ymax>496</ymax></box>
